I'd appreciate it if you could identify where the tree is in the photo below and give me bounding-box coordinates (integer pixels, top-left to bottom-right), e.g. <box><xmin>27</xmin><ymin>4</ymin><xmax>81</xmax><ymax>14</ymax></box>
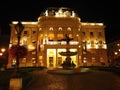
<box><xmin>9</xmin><ymin>45</ymin><xmax>28</xmax><ymax>76</ymax></box>
<box><xmin>9</xmin><ymin>45</ymin><xmax>27</xmax><ymax>59</ymax></box>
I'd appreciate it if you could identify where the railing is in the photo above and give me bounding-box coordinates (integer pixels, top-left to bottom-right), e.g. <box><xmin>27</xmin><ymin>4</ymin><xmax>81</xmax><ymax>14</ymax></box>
<box><xmin>47</xmin><ymin>41</ymin><xmax>79</xmax><ymax>45</ymax></box>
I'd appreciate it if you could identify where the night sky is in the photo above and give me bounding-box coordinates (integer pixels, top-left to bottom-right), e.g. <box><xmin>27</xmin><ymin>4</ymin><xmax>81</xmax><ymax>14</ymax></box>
<box><xmin>0</xmin><ymin>0</ymin><xmax>119</xmax><ymax>43</ymax></box>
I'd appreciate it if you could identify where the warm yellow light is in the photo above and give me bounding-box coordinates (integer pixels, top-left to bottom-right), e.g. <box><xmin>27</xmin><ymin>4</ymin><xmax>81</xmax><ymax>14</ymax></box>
<box><xmin>119</xmin><ymin>49</ymin><xmax>120</xmax><ymax>52</ymax></box>
<box><xmin>0</xmin><ymin>53</ymin><xmax>3</xmax><ymax>56</ymax></box>
<box><xmin>78</xmin><ymin>45</ymin><xmax>81</xmax><ymax>48</ymax></box>
<box><xmin>95</xmin><ymin>44</ymin><xmax>98</xmax><ymax>49</ymax></box>
<box><xmin>1</xmin><ymin>48</ymin><xmax>6</xmax><ymax>52</ymax></box>
<box><xmin>117</xmin><ymin>44</ymin><xmax>120</xmax><ymax>46</ymax></box>
<box><xmin>103</xmin><ymin>44</ymin><xmax>107</xmax><ymax>49</ymax></box>
<box><xmin>83</xmin><ymin>60</ymin><xmax>87</xmax><ymax>63</ymax></box>
<box><xmin>12</xmin><ymin>21</ymin><xmax>38</xmax><ymax>25</ymax></box>
<box><xmin>69</xmin><ymin>41</ymin><xmax>79</xmax><ymax>45</ymax></box>
<box><xmin>81</xmin><ymin>23</ymin><xmax>103</xmax><ymax>26</ymax></box>
<box><xmin>49</xmin><ymin>27</ymin><xmax>53</xmax><ymax>31</ymax></box>
<box><xmin>47</xmin><ymin>49</ymin><xmax>56</xmax><ymax>68</ymax></box>
<box><xmin>45</xmin><ymin>10</ymin><xmax>48</xmax><ymax>16</ymax></box>
<box><xmin>87</xmin><ymin>44</ymin><xmax>91</xmax><ymax>49</ymax></box>
<box><xmin>72</xmin><ymin>11</ymin><xmax>75</xmax><ymax>17</ymax></box>
<box><xmin>28</xmin><ymin>45</ymin><xmax>35</xmax><ymax>51</ymax></box>
<box><xmin>114</xmin><ymin>52</ymin><xmax>118</xmax><ymax>55</ymax></box>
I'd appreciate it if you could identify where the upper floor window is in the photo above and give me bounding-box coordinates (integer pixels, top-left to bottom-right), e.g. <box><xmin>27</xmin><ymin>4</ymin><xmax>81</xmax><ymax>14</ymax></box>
<box><xmin>82</xmin><ymin>32</ymin><xmax>85</xmax><ymax>36</ymax></box>
<box><xmin>58</xmin><ymin>27</ymin><xmax>62</xmax><ymax>31</ymax></box>
<box><xmin>68</xmin><ymin>34</ymin><xmax>73</xmax><ymax>38</ymax></box>
<box><xmin>32</xmin><ymin>31</ymin><xmax>36</xmax><ymax>34</ymax></box>
<box><xmin>39</xmin><ymin>28</ymin><xmax>42</xmax><ymax>31</ymax></box>
<box><xmin>90</xmin><ymin>32</ymin><xmax>94</xmax><ymax>37</ymax></box>
<box><xmin>32</xmin><ymin>40</ymin><xmax>36</xmax><ymax>44</ymax></box>
<box><xmin>99</xmin><ymin>41</ymin><xmax>102</xmax><ymax>44</ymax></box>
<box><xmin>98</xmin><ymin>32</ymin><xmax>102</xmax><ymax>37</ymax></box>
<box><xmin>99</xmin><ymin>41</ymin><xmax>102</xmax><ymax>48</ymax></box>
<box><xmin>24</xmin><ymin>31</ymin><xmax>28</xmax><ymax>35</ymax></box>
<box><xmin>48</xmin><ymin>34</ymin><xmax>54</xmax><ymax>40</ymax></box>
<box><xmin>57</xmin><ymin>34</ymin><xmax>64</xmax><ymax>40</ymax></box>
<box><xmin>90</xmin><ymin>41</ymin><xmax>94</xmax><ymax>47</ymax></box>
<box><xmin>78</xmin><ymin>28</ymin><xmax>80</xmax><ymax>31</ymax></box>
<box><xmin>67</xmin><ymin>27</ymin><xmax>71</xmax><ymax>31</ymax></box>
<box><xmin>49</xmin><ymin>27</ymin><xmax>53</xmax><ymax>31</ymax></box>
<box><xmin>22</xmin><ymin>36</ymin><xmax>27</xmax><ymax>45</ymax></box>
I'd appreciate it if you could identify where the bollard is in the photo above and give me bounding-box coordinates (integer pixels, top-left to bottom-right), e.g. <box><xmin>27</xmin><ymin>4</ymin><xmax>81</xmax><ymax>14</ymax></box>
<box><xmin>9</xmin><ymin>78</ymin><xmax>22</xmax><ymax>90</ymax></box>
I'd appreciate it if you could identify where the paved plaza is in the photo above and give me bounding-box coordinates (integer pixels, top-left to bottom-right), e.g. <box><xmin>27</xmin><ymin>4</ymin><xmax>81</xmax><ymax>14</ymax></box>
<box><xmin>24</xmin><ymin>69</ymin><xmax>120</xmax><ymax>90</ymax></box>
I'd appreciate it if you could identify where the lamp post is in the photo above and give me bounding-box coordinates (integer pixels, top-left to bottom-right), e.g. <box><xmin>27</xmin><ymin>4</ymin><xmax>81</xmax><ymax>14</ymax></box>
<box><xmin>9</xmin><ymin>21</ymin><xmax>25</xmax><ymax>90</ymax></box>
<box><xmin>15</xmin><ymin>21</ymin><xmax>24</xmax><ymax>73</ymax></box>
<box><xmin>15</xmin><ymin>21</ymin><xmax>24</xmax><ymax>45</ymax></box>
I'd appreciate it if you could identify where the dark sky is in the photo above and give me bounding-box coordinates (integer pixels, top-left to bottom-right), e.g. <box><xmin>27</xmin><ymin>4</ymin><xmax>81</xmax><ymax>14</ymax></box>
<box><xmin>0</xmin><ymin>0</ymin><xmax>120</xmax><ymax>43</ymax></box>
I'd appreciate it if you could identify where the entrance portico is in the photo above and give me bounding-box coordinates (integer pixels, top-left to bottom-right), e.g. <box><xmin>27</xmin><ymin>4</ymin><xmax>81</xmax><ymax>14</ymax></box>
<box><xmin>46</xmin><ymin>48</ymin><xmax>78</xmax><ymax>68</ymax></box>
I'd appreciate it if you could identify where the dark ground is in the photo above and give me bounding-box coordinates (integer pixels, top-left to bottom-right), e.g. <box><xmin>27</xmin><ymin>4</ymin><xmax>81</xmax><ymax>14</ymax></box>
<box><xmin>25</xmin><ymin>69</ymin><xmax>120</xmax><ymax>90</ymax></box>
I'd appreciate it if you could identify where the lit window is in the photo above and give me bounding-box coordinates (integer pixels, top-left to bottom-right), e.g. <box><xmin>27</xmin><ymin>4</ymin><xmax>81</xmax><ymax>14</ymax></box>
<box><xmin>49</xmin><ymin>27</ymin><xmax>53</xmax><ymax>31</ymax></box>
<box><xmin>67</xmin><ymin>27</ymin><xmax>71</xmax><ymax>31</ymax></box>
<box><xmin>58</xmin><ymin>27</ymin><xmax>62</xmax><ymax>31</ymax></box>
<box><xmin>23</xmin><ymin>39</ymin><xmax>27</xmax><ymax>45</ymax></box>
<box><xmin>32</xmin><ymin>51</ymin><xmax>36</xmax><ymax>54</ymax></box>
<box><xmin>78</xmin><ymin>28</ymin><xmax>80</xmax><ymax>31</ymax></box>
<box><xmin>39</xmin><ymin>56</ymin><xmax>43</xmax><ymax>60</ymax></box>
<box><xmin>32</xmin><ymin>58</ymin><xmax>36</xmax><ymax>64</ymax></box>
<box><xmin>57</xmin><ymin>34</ymin><xmax>63</xmax><ymax>40</ymax></box>
<box><xmin>69</xmin><ymin>34</ymin><xmax>73</xmax><ymax>38</ymax></box>
<box><xmin>39</xmin><ymin>28</ymin><xmax>42</xmax><ymax>31</ymax></box>
<box><xmin>87</xmin><ymin>42</ymin><xmax>91</xmax><ymax>49</ymax></box>
<box><xmin>22</xmin><ymin>58</ymin><xmax>26</xmax><ymax>63</ymax></box>
<box><xmin>48</xmin><ymin>34</ymin><xmax>54</xmax><ymax>40</ymax></box>
<box><xmin>91</xmin><ymin>41</ymin><xmax>94</xmax><ymax>47</ymax></box>
<box><xmin>32</xmin><ymin>40</ymin><xmax>36</xmax><ymax>44</ymax></box>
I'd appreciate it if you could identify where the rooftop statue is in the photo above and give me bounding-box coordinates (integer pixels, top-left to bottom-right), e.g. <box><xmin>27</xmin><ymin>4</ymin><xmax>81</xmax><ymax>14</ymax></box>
<box><xmin>41</xmin><ymin>7</ymin><xmax>77</xmax><ymax>17</ymax></box>
<box><xmin>61</xmin><ymin>34</ymin><xmax>73</xmax><ymax>44</ymax></box>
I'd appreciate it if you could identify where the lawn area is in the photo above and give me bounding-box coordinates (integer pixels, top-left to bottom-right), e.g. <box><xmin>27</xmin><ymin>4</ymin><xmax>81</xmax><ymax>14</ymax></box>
<box><xmin>79</xmin><ymin>66</ymin><xmax>120</xmax><ymax>75</ymax></box>
<box><xmin>0</xmin><ymin>66</ymin><xmax>46</xmax><ymax>90</ymax></box>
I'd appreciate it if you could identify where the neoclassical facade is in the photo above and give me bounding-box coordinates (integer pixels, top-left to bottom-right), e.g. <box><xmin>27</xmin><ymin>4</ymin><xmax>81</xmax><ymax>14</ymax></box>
<box><xmin>7</xmin><ymin>7</ymin><xmax>108</xmax><ymax>68</ymax></box>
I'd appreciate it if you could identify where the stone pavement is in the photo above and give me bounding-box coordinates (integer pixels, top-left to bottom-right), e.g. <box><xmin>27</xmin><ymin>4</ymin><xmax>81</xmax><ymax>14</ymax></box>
<box><xmin>24</xmin><ymin>69</ymin><xmax>120</xmax><ymax>90</ymax></box>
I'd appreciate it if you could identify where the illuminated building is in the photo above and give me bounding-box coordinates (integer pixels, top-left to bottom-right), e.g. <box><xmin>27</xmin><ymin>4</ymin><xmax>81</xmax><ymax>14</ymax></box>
<box><xmin>7</xmin><ymin>7</ymin><xmax>108</xmax><ymax>68</ymax></box>
<box><xmin>107</xmin><ymin>40</ymin><xmax>120</xmax><ymax>66</ymax></box>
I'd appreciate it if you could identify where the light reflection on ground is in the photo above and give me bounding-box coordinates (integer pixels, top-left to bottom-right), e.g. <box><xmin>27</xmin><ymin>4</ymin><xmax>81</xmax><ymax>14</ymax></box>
<box><xmin>47</xmin><ymin>68</ymin><xmax>90</xmax><ymax>75</ymax></box>
<box><xmin>26</xmin><ymin>69</ymin><xmax>120</xmax><ymax>90</ymax></box>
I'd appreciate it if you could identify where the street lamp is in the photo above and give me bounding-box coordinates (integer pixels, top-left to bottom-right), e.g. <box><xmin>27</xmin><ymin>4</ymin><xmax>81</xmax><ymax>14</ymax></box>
<box><xmin>0</xmin><ymin>48</ymin><xmax>6</xmax><ymax>56</ymax></box>
<box><xmin>1</xmin><ymin>48</ymin><xmax>6</xmax><ymax>53</ymax></box>
<box><xmin>15</xmin><ymin>21</ymin><xmax>24</xmax><ymax>45</ymax></box>
<box><xmin>15</xmin><ymin>21</ymin><xmax>24</xmax><ymax>73</ymax></box>
<box><xmin>0</xmin><ymin>48</ymin><xmax>8</xmax><ymax>70</ymax></box>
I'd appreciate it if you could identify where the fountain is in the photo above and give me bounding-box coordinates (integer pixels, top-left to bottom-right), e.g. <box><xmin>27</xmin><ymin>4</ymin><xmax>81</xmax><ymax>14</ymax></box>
<box><xmin>47</xmin><ymin>34</ymin><xmax>90</xmax><ymax>74</ymax></box>
<box><xmin>59</xmin><ymin>34</ymin><xmax>77</xmax><ymax>69</ymax></box>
